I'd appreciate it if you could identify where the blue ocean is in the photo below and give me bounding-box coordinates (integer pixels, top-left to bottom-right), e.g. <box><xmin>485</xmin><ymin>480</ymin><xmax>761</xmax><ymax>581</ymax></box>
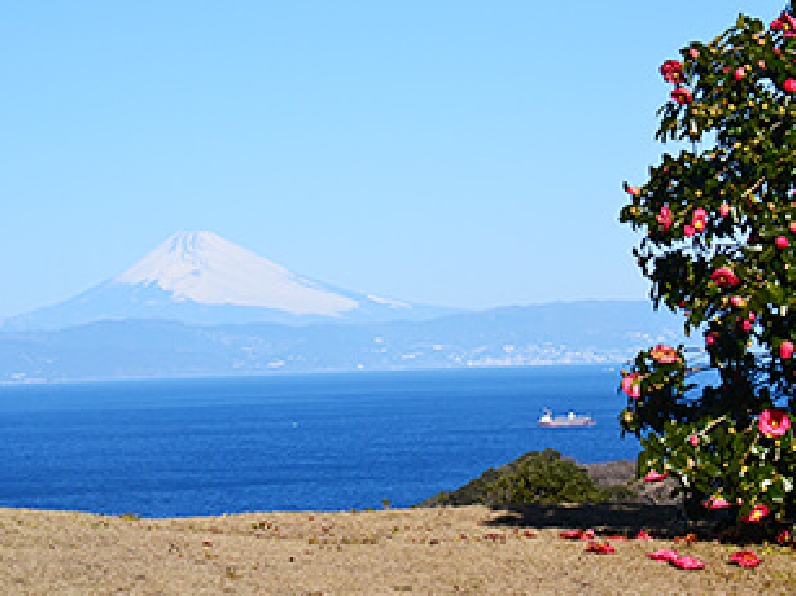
<box><xmin>0</xmin><ymin>367</ymin><xmax>640</xmax><ymax>517</ymax></box>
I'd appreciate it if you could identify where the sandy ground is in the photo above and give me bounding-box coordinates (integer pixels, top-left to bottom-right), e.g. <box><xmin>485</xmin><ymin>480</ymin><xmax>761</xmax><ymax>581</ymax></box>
<box><xmin>1</xmin><ymin>504</ymin><xmax>794</xmax><ymax>595</ymax></box>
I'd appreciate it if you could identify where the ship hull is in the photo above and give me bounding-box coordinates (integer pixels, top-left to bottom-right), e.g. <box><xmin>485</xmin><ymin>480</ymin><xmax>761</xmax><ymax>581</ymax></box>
<box><xmin>537</xmin><ymin>420</ymin><xmax>596</xmax><ymax>428</ymax></box>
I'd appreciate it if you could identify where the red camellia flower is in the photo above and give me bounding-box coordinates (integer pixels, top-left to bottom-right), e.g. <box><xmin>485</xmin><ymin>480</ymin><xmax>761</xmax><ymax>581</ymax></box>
<box><xmin>710</xmin><ymin>267</ymin><xmax>740</xmax><ymax>288</ymax></box>
<box><xmin>734</xmin><ymin>67</ymin><xmax>746</xmax><ymax>80</ymax></box>
<box><xmin>643</xmin><ymin>470</ymin><xmax>668</xmax><ymax>483</ymax></box>
<box><xmin>647</xmin><ymin>549</ymin><xmax>679</xmax><ymax>562</ymax></box>
<box><xmin>636</xmin><ymin>530</ymin><xmax>653</xmax><ymax>540</ymax></box>
<box><xmin>781</xmin><ymin>340</ymin><xmax>794</xmax><ymax>359</ymax></box>
<box><xmin>660</xmin><ymin>60</ymin><xmax>684</xmax><ymax>83</ymax></box>
<box><xmin>670</xmin><ymin>555</ymin><xmax>706</xmax><ymax>570</ymax></box>
<box><xmin>742</xmin><ymin>504</ymin><xmax>771</xmax><ymax>523</ymax></box>
<box><xmin>719</xmin><ymin>202</ymin><xmax>731</xmax><ymax>217</ymax></box>
<box><xmin>703</xmin><ymin>496</ymin><xmax>731</xmax><ymax>509</ymax></box>
<box><xmin>784</xmin><ymin>78</ymin><xmax>796</xmax><ymax>93</ymax></box>
<box><xmin>585</xmin><ymin>541</ymin><xmax>615</xmax><ymax>554</ymax></box>
<box><xmin>689</xmin><ymin>48</ymin><xmax>699</xmax><ymax>59</ymax></box>
<box><xmin>671</xmin><ymin>87</ymin><xmax>692</xmax><ymax>105</ymax></box>
<box><xmin>656</xmin><ymin>205</ymin><xmax>673</xmax><ymax>230</ymax></box>
<box><xmin>690</xmin><ymin>208</ymin><xmax>707</xmax><ymax>233</ymax></box>
<box><xmin>706</xmin><ymin>332</ymin><xmax>718</xmax><ymax>346</ymax></box>
<box><xmin>777</xmin><ymin>530</ymin><xmax>792</xmax><ymax>545</ymax></box>
<box><xmin>790</xmin><ymin>221</ymin><xmax>796</xmax><ymax>233</ymax></box>
<box><xmin>771</xmin><ymin>12</ymin><xmax>796</xmax><ymax>31</ymax></box>
<box><xmin>650</xmin><ymin>344</ymin><xmax>679</xmax><ymax>364</ymax></box>
<box><xmin>776</xmin><ymin>236</ymin><xmax>789</xmax><ymax>249</ymax></box>
<box><xmin>688</xmin><ymin>434</ymin><xmax>699</xmax><ymax>447</ymax></box>
<box><xmin>560</xmin><ymin>529</ymin><xmax>594</xmax><ymax>540</ymax></box>
<box><xmin>758</xmin><ymin>409</ymin><xmax>791</xmax><ymax>437</ymax></box>
<box><xmin>625</xmin><ymin>186</ymin><xmax>640</xmax><ymax>196</ymax></box>
<box><xmin>621</xmin><ymin>372</ymin><xmax>642</xmax><ymax>399</ymax></box>
<box><xmin>730</xmin><ymin>551</ymin><xmax>761</xmax><ymax>568</ymax></box>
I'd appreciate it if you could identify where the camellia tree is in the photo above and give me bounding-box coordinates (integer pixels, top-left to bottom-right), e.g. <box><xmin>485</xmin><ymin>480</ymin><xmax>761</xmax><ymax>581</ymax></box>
<box><xmin>619</xmin><ymin>6</ymin><xmax>795</xmax><ymax>541</ymax></box>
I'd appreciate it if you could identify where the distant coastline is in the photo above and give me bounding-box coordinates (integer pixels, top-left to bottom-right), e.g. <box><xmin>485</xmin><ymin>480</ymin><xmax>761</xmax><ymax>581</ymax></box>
<box><xmin>0</xmin><ymin>362</ymin><xmax>622</xmax><ymax>387</ymax></box>
<box><xmin>0</xmin><ymin>300</ymin><xmax>684</xmax><ymax>383</ymax></box>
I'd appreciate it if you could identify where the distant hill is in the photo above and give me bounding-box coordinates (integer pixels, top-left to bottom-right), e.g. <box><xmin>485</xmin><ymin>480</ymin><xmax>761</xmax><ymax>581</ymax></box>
<box><xmin>0</xmin><ymin>300</ymin><xmax>687</xmax><ymax>383</ymax></box>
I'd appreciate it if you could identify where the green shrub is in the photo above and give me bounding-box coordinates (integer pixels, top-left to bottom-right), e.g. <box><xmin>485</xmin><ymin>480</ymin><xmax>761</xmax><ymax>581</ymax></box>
<box><xmin>416</xmin><ymin>448</ymin><xmax>622</xmax><ymax>507</ymax></box>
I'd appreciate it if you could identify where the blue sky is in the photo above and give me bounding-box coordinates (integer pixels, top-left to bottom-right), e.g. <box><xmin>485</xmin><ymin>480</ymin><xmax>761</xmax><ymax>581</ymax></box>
<box><xmin>0</xmin><ymin>1</ymin><xmax>787</xmax><ymax>316</ymax></box>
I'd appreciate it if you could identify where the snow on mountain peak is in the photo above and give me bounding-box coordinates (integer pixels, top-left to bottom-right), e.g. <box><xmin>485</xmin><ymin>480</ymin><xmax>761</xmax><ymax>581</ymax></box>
<box><xmin>366</xmin><ymin>294</ymin><xmax>410</xmax><ymax>309</ymax></box>
<box><xmin>114</xmin><ymin>231</ymin><xmax>359</xmax><ymax>315</ymax></box>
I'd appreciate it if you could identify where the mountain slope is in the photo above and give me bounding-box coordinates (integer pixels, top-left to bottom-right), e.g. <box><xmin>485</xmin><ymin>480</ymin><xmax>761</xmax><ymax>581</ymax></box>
<box><xmin>114</xmin><ymin>231</ymin><xmax>358</xmax><ymax>314</ymax></box>
<box><xmin>2</xmin><ymin>231</ymin><xmax>454</xmax><ymax>331</ymax></box>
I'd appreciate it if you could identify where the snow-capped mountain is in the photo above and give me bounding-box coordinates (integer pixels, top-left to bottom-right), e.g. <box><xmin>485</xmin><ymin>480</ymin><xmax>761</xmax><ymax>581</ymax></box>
<box><xmin>115</xmin><ymin>231</ymin><xmax>360</xmax><ymax>314</ymax></box>
<box><xmin>2</xmin><ymin>231</ymin><xmax>455</xmax><ymax>331</ymax></box>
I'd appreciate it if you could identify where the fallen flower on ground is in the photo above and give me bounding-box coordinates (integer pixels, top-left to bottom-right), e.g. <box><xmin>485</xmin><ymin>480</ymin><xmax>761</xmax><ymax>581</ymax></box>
<box><xmin>674</xmin><ymin>533</ymin><xmax>697</xmax><ymax>544</ymax></box>
<box><xmin>647</xmin><ymin>549</ymin><xmax>680</xmax><ymax>562</ymax></box>
<box><xmin>585</xmin><ymin>541</ymin><xmax>615</xmax><ymax>554</ymax></box>
<box><xmin>670</xmin><ymin>555</ymin><xmax>706</xmax><ymax>570</ymax></box>
<box><xmin>730</xmin><ymin>550</ymin><xmax>761</xmax><ymax>568</ymax></box>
